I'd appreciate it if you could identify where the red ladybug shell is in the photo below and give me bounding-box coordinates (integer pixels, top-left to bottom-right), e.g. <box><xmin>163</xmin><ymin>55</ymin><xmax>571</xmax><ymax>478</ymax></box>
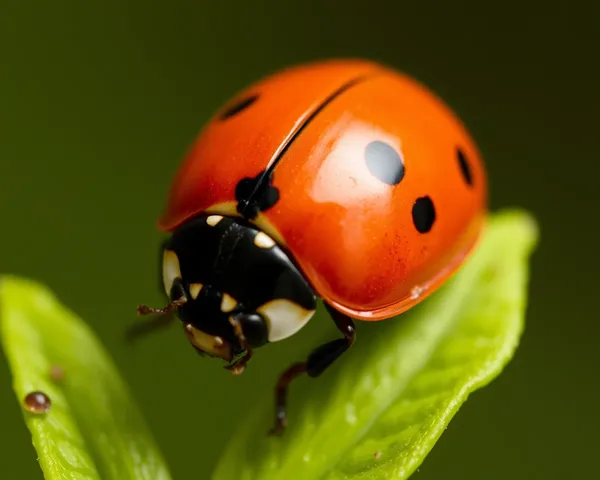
<box><xmin>158</xmin><ymin>59</ymin><xmax>487</xmax><ymax>321</ymax></box>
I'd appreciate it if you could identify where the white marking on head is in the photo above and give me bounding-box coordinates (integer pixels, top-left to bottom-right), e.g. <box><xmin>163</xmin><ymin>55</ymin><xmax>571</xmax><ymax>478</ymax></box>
<box><xmin>162</xmin><ymin>250</ymin><xmax>182</xmax><ymax>296</ymax></box>
<box><xmin>254</xmin><ymin>231</ymin><xmax>276</xmax><ymax>249</ymax></box>
<box><xmin>189</xmin><ymin>283</ymin><xmax>203</xmax><ymax>300</ymax></box>
<box><xmin>257</xmin><ymin>299</ymin><xmax>315</xmax><ymax>342</ymax></box>
<box><xmin>221</xmin><ymin>293</ymin><xmax>237</xmax><ymax>313</ymax></box>
<box><xmin>206</xmin><ymin>215</ymin><xmax>223</xmax><ymax>226</ymax></box>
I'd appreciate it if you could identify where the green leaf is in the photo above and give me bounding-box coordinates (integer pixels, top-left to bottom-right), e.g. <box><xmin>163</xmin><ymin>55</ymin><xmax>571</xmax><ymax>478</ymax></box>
<box><xmin>0</xmin><ymin>276</ymin><xmax>172</xmax><ymax>480</ymax></box>
<box><xmin>212</xmin><ymin>208</ymin><xmax>539</xmax><ymax>480</ymax></box>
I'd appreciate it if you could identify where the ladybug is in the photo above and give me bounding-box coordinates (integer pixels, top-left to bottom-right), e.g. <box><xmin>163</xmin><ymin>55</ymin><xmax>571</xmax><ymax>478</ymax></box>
<box><xmin>129</xmin><ymin>59</ymin><xmax>487</xmax><ymax>435</ymax></box>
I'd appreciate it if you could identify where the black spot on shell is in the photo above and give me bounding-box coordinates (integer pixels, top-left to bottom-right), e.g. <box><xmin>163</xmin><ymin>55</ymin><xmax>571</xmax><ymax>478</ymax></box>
<box><xmin>220</xmin><ymin>94</ymin><xmax>259</xmax><ymax>120</ymax></box>
<box><xmin>364</xmin><ymin>141</ymin><xmax>405</xmax><ymax>185</ymax></box>
<box><xmin>235</xmin><ymin>170</ymin><xmax>279</xmax><ymax>219</ymax></box>
<box><xmin>412</xmin><ymin>196</ymin><xmax>436</xmax><ymax>233</ymax></box>
<box><xmin>456</xmin><ymin>147</ymin><xmax>473</xmax><ymax>186</ymax></box>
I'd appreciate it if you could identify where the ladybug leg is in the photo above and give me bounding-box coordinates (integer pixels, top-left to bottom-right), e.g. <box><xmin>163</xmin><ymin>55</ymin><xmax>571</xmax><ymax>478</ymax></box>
<box><xmin>305</xmin><ymin>304</ymin><xmax>356</xmax><ymax>376</ymax></box>
<box><xmin>224</xmin><ymin>311</ymin><xmax>269</xmax><ymax>375</ymax></box>
<box><xmin>224</xmin><ymin>316</ymin><xmax>254</xmax><ymax>375</ymax></box>
<box><xmin>268</xmin><ymin>362</ymin><xmax>307</xmax><ymax>436</ymax></box>
<box><xmin>269</xmin><ymin>304</ymin><xmax>355</xmax><ymax>436</ymax></box>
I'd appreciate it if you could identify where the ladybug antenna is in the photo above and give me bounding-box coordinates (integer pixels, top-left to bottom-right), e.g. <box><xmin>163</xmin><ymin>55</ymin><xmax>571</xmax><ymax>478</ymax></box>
<box><xmin>126</xmin><ymin>297</ymin><xmax>187</xmax><ymax>343</ymax></box>
<box><xmin>136</xmin><ymin>297</ymin><xmax>187</xmax><ymax>316</ymax></box>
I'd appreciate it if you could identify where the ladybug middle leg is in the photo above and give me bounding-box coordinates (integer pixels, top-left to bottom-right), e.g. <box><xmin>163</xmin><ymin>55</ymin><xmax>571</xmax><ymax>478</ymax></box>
<box><xmin>269</xmin><ymin>304</ymin><xmax>356</xmax><ymax>436</ymax></box>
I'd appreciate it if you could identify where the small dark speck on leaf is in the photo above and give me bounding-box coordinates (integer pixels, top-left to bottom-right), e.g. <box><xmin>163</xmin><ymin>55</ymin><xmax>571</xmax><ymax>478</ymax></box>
<box><xmin>50</xmin><ymin>365</ymin><xmax>65</xmax><ymax>382</ymax></box>
<box><xmin>480</xmin><ymin>267</ymin><xmax>498</xmax><ymax>284</ymax></box>
<box><xmin>23</xmin><ymin>391</ymin><xmax>51</xmax><ymax>414</ymax></box>
<box><xmin>374</xmin><ymin>451</ymin><xmax>383</xmax><ymax>460</ymax></box>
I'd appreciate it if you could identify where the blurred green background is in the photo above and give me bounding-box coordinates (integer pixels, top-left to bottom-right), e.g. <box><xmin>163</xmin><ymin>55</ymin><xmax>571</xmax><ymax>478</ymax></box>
<box><xmin>1</xmin><ymin>1</ymin><xmax>598</xmax><ymax>478</ymax></box>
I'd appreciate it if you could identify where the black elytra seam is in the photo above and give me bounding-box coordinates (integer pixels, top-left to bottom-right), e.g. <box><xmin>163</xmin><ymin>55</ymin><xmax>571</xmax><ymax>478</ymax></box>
<box><xmin>235</xmin><ymin>74</ymin><xmax>375</xmax><ymax>219</ymax></box>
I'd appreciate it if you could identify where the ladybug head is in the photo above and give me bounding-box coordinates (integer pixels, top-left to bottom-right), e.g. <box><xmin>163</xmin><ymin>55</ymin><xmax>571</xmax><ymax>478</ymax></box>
<box><xmin>131</xmin><ymin>214</ymin><xmax>317</xmax><ymax>373</ymax></box>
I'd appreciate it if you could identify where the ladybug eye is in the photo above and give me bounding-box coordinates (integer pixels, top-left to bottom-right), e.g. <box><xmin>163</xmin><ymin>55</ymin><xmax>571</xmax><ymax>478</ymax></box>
<box><xmin>162</xmin><ymin>250</ymin><xmax>182</xmax><ymax>297</ymax></box>
<box><xmin>220</xmin><ymin>94</ymin><xmax>259</xmax><ymax>120</ymax></box>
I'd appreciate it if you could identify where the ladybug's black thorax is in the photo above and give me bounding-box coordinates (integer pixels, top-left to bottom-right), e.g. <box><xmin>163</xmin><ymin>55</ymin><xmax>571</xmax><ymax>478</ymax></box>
<box><xmin>162</xmin><ymin>214</ymin><xmax>316</xmax><ymax>348</ymax></box>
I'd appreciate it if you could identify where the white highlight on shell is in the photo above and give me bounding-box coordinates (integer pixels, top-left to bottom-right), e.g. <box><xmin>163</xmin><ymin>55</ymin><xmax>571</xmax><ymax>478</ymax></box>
<box><xmin>253</xmin><ymin>231</ymin><xmax>276</xmax><ymax>249</ymax></box>
<box><xmin>162</xmin><ymin>250</ymin><xmax>182</xmax><ymax>296</ymax></box>
<box><xmin>257</xmin><ymin>299</ymin><xmax>315</xmax><ymax>342</ymax></box>
<box><xmin>189</xmin><ymin>283</ymin><xmax>203</xmax><ymax>300</ymax></box>
<box><xmin>206</xmin><ymin>215</ymin><xmax>223</xmax><ymax>226</ymax></box>
<box><xmin>220</xmin><ymin>293</ymin><xmax>237</xmax><ymax>313</ymax></box>
<box><xmin>410</xmin><ymin>285</ymin><xmax>425</xmax><ymax>300</ymax></box>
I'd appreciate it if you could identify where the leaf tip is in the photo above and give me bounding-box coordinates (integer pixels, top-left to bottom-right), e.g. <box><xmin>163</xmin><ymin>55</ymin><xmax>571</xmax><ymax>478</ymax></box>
<box><xmin>490</xmin><ymin>207</ymin><xmax>540</xmax><ymax>251</ymax></box>
<box><xmin>0</xmin><ymin>275</ymin><xmax>54</xmax><ymax>312</ymax></box>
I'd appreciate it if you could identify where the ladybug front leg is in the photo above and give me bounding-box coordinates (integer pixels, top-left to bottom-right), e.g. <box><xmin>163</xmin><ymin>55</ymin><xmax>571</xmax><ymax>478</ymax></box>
<box><xmin>224</xmin><ymin>315</ymin><xmax>254</xmax><ymax>375</ymax></box>
<box><xmin>225</xmin><ymin>311</ymin><xmax>270</xmax><ymax>375</ymax></box>
<box><xmin>269</xmin><ymin>304</ymin><xmax>356</xmax><ymax>436</ymax></box>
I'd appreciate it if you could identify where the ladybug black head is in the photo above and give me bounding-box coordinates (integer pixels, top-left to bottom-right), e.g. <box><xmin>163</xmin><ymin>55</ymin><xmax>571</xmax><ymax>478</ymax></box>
<box><xmin>131</xmin><ymin>213</ymin><xmax>317</xmax><ymax>372</ymax></box>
